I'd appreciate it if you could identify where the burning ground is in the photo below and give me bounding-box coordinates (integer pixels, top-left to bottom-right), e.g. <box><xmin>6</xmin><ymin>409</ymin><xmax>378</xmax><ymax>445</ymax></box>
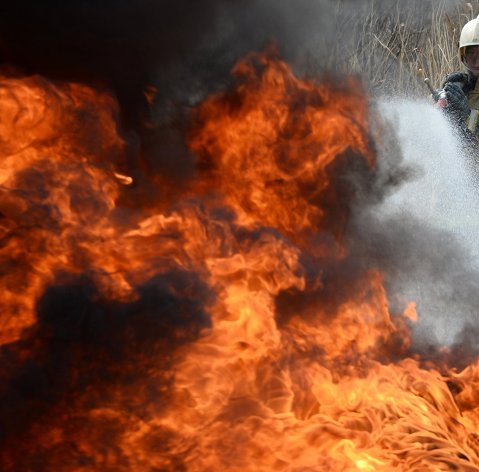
<box><xmin>2</xmin><ymin>1</ymin><xmax>479</xmax><ymax>471</ymax></box>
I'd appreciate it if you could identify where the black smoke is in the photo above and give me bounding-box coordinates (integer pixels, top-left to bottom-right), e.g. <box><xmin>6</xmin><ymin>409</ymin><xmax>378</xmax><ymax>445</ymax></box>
<box><xmin>0</xmin><ymin>270</ymin><xmax>212</xmax><ymax>470</ymax></box>
<box><xmin>0</xmin><ymin>0</ymin><xmax>336</xmax><ymax>123</ymax></box>
<box><xmin>0</xmin><ymin>0</ymin><xmax>358</xmax><ymax>184</ymax></box>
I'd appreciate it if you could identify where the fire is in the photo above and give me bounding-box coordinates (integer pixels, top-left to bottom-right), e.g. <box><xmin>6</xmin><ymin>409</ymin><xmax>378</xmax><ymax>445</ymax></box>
<box><xmin>1</xmin><ymin>51</ymin><xmax>479</xmax><ymax>471</ymax></box>
<box><xmin>189</xmin><ymin>50</ymin><xmax>374</xmax><ymax>244</ymax></box>
<box><xmin>0</xmin><ymin>74</ymin><xmax>125</xmax><ymax>344</ymax></box>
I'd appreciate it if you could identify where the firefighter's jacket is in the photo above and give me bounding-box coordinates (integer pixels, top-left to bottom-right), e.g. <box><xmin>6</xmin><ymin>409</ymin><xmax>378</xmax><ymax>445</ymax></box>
<box><xmin>441</xmin><ymin>71</ymin><xmax>479</xmax><ymax>139</ymax></box>
<box><xmin>466</xmin><ymin>78</ymin><xmax>479</xmax><ymax>132</ymax></box>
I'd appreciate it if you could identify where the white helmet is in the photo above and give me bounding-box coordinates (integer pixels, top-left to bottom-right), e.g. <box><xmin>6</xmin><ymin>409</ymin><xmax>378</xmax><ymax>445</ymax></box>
<box><xmin>459</xmin><ymin>14</ymin><xmax>479</xmax><ymax>67</ymax></box>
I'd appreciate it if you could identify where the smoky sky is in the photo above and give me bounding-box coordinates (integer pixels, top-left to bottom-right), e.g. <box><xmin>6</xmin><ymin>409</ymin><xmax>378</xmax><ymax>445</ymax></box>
<box><xmin>0</xmin><ymin>0</ymin><xmax>355</xmax><ymax>129</ymax></box>
<box><xmin>0</xmin><ymin>0</ymin><xmax>356</xmax><ymax>187</ymax></box>
<box><xmin>0</xmin><ymin>0</ymin><xmax>465</xmax><ymax>125</ymax></box>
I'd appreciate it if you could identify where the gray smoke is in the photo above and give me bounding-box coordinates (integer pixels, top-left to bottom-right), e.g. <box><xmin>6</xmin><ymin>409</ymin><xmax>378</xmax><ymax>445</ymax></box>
<box><xmin>354</xmin><ymin>97</ymin><xmax>479</xmax><ymax>352</ymax></box>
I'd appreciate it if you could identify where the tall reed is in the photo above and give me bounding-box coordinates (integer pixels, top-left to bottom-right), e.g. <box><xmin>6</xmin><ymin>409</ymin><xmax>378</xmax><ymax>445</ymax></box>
<box><xmin>320</xmin><ymin>0</ymin><xmax>479</xmax><ymax>97</ymax></box>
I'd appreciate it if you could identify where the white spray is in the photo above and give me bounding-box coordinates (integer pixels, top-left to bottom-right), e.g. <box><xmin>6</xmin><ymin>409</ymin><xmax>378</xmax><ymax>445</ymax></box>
<box><xmin>378</xmin><ymin>97</ymin><xmax>479</xmax><ymax>345</ymax></box>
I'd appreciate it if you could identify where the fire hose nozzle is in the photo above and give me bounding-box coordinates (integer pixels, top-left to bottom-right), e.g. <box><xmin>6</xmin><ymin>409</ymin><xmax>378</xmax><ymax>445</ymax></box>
<box><xmin>420</xmin><ymin>70</ymin><xmax>447</xmax><ymax>108</ymax></box>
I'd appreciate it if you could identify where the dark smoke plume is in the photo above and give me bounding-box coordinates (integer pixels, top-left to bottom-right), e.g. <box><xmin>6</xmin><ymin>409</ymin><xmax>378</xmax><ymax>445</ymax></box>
<box><xmin>0</xmin><ymin>0</ymin><xmax>337</xmax><ymax>122</ymax></box>
<box><xmin>0</xmin><ymin>0</ymin><xmax>359</xmax><ymax>193</ymax></box>
<box><xmin>0</xmin><ymin>0</ymin><xmax>451</xmax><ymax>179</ymax></box>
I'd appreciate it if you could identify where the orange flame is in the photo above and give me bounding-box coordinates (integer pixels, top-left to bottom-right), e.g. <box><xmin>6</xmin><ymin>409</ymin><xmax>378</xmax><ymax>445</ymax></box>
<box><xmin>0</xmin><ymin>74</ymin><xmax>125</xmax><ymax>344</ymax></box>
<box><xmin>189</xmin><ymin>50</ymin><xmax>374</xmax><ymax>246</ymax></box>
<box><xmin>1</xmin><ymin>52</ymin><xmax>479</xmax><ymax>471</ymax></box>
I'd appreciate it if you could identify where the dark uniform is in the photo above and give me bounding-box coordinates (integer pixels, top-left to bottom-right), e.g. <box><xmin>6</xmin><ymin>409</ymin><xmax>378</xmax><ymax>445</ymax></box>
<box><xmin>440</xmin><ymin>72</ymin><xmax>479</xmax><ymax>142</ymax></box>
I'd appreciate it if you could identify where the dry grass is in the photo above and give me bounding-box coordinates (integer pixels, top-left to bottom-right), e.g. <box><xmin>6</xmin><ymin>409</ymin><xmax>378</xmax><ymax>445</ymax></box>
<box><xmin>323</xmin><ymin>0</ymin><xmax>479</xmax><ymax>97</ymax></box>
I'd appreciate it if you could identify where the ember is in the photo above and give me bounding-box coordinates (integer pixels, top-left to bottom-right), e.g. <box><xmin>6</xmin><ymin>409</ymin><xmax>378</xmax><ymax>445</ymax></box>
<box><xmin>1</xmin><ymin>49</ymin><xmax>479</xmax><ymax>472</ymax></box>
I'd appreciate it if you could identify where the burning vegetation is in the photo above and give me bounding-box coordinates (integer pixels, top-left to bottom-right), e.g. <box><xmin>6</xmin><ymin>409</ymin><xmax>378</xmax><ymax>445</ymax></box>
<box><xmin>1</xmin><ymin>43</ymin><xmax>479</xmax><ymax>471</ymax></box>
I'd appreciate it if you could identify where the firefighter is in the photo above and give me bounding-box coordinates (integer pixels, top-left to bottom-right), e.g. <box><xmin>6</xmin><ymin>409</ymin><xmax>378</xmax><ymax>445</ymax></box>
<box><xmin>439</xmin><ymin>14</ymin><xmax>479</xmax><ymax>137</ymax></box>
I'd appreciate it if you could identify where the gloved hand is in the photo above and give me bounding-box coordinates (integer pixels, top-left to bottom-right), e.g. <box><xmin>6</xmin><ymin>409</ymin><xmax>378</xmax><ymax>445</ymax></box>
<box><xmin>443</xmin><ymin>82</ymin><xmax>471</xmax><ymax>123</ymax></box>
<box><xmin>441</xmin><ymin>72</ymin><xmax>469</xmax><ymax>89</ymax></box>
